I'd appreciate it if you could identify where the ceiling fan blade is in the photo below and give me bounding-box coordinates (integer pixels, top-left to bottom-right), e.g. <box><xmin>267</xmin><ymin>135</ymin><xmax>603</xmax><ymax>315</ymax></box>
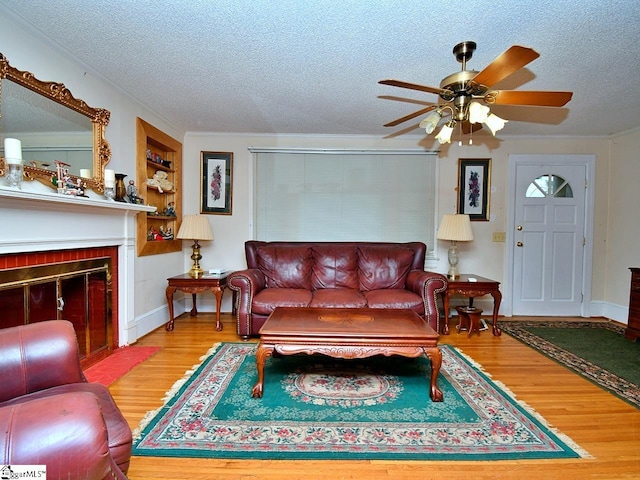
<box><xmin>490</xmin><ymin>90</ymin><xmax>573</xmax><ymax>107</ymax></box>
<box><xmin>384</xmin><ymin>105</ymin><xmax>438</xmax><ymax>127</ymax></box>
<box><xmin>379</xmin><ymin>79</ymin><xmax>448</xmax><ymax>96</ymax></box>
<box><xmin>471</xmin><ymin>46</ymin><xmax>540</xmax><ymax>88</ymax></box>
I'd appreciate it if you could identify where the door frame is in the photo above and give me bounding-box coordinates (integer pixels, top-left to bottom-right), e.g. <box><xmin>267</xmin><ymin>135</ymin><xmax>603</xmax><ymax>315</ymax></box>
<box><xmin>505</xmin><ymin>154</ymin><xmax>595</xmax><ymax>317</ymax></box>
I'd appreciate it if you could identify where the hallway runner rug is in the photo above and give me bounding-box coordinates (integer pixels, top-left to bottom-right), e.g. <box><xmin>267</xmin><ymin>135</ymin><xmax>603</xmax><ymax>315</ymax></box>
<box><xmin>84</xmin><ymin>346</ymin><xmax>161</xmax><ymax>386</ymax></box>
<box><xmin>132</xmin><ymin>343</ymin><xmax>588</xmax><ymax>460</ymax></box>
<box><xmin>501</xmin><ymin>320</ymin><xmax>640</xmax><ymax>409</ymax></box>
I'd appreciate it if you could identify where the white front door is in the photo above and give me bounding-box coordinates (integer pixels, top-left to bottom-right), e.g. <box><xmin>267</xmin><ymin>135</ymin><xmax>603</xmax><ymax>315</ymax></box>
<box><xmin>509</xmin><ymin>155</ymin><xmax>593</xmax><ymax>316</ymax></box>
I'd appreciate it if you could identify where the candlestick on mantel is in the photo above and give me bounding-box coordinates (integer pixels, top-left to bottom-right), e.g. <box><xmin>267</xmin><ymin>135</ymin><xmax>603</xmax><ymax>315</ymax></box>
<box><xmin>104</xmin><ymin>169</ymin><xmax>116</xmax><ymax>188</ymax></box>
<box><xmin>4</xmin><ymin>138</ymin><xmax>23</xmax><ymax>161</ymax></box>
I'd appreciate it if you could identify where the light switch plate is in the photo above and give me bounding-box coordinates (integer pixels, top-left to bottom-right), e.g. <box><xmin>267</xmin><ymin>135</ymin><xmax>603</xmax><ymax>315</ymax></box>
<box><xmin>492</xmin><ymin>231</ymin><xmax>506</xmax><ymax>242</ymax></box>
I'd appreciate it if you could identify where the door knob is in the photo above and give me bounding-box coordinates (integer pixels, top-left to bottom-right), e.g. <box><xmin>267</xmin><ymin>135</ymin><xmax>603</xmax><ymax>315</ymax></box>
<box><xmin>516</xmin><ymin>225</ymin><xmax>523</xmax><ymax>231</ymax></box>
<box><xmin>516</xmin><ymin>241</ymin><xmax>523</xmax><ymax>247</ymax></box>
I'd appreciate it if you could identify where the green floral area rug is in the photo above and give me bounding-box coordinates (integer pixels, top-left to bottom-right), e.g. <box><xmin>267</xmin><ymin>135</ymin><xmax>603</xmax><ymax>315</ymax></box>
<box><xmin>501</xmin><ymin>320</ymin><xmax>640</xmax><ymax>409</ymax></box>
<box><xmin>132</xmin><ymin>343</ymin><xmax>588</xmax><ymax>460</ymax></box>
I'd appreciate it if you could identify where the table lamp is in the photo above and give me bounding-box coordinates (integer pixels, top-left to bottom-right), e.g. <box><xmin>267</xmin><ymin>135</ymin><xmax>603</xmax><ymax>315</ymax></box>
<box><xmin>176</xmin><ymin>214</ymin><xmax>214</xmax><ymax>278</ymax></box>
<box><xmin>437</xmin><ymin>214</ymin><xmax>473</xmax><ymax>279</ymax></box>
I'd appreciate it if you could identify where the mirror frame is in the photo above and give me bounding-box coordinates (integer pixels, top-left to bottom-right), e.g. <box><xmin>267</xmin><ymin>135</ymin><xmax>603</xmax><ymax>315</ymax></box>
<box><xmin>0</xmin><ymin>52</ymin><xmax>111</xmax><ymax>193</ymax></box>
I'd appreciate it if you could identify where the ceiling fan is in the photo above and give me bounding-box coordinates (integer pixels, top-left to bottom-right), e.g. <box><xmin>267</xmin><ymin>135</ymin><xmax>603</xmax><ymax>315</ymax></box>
<box><xmin>379</xmin><ymin>41</ymin><xmax>573</xmax><ymax>143</ymax></box>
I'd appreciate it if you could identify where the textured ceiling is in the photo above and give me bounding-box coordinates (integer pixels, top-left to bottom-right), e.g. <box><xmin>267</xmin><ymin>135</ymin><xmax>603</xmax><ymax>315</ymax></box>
<box><xmin>2</xmin><ymin>0</ymin><xmax>640</xmax><ymax>138</ymax></box>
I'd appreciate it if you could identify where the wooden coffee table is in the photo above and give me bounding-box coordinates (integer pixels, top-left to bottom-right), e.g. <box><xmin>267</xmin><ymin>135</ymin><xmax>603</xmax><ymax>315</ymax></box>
<box><xmin>251</xmin><ymin>307</ymin><xmax>443</xmax><ymax>402</ymax></box>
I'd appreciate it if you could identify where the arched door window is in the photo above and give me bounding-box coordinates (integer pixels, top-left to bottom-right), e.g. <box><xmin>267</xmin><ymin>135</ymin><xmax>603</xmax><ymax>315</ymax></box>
<box><xmin>525</xmin><ymin>174</ymin><xmax>573</xmax><ymax>198</ymax></box>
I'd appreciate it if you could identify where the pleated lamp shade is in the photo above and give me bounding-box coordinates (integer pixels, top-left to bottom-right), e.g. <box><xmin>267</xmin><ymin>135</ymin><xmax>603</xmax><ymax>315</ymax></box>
<box><xmin>177</xmin><ymin>215</ymin><xmax>213</xmax><ymax>241</ymax></box>
<box><xmin>437</xmin><ymin>214</ymin><xmax>474</xmax><ymax>241</ymax></box>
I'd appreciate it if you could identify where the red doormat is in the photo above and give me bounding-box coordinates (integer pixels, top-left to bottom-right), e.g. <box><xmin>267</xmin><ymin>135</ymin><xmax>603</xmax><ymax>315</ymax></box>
<box><xmin>84</xmin><ymin>346</ymin><xmax>161</xmax><ymax>386</ymax></box>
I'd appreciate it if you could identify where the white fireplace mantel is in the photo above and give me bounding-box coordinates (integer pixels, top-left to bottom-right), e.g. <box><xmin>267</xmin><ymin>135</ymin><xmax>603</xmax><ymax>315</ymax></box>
<box><xmin>0</xmin><ymin>185</ymin><xmax>155</xmax><ymax>345</ymax></box>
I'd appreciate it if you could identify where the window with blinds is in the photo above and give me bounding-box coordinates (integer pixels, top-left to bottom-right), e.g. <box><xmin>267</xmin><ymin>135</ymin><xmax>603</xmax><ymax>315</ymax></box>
<box><xmin>252</xmin><ymin>149</ymin><xmax>438</xmax><ymax>258</ymax></box>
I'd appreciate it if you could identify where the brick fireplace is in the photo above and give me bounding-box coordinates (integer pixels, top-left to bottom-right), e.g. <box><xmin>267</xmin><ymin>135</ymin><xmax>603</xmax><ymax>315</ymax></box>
<box><xmin>0</xmin><ymin>185</ymin><xmax>154</xmax><ymax>355</ymax></box>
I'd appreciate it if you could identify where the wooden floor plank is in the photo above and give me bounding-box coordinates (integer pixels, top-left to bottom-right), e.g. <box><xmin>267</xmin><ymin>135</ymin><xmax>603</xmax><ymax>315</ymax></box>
<box><xmin>112</xmin><ymin>314</ymin><xmax>640</xmax><ymax>480</ymax></box>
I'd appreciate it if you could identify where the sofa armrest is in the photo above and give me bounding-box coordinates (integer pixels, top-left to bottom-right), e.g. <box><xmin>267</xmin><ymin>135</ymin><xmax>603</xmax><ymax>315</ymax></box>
<box><xmin>228</xmin><ymin>268</ymin><xmax>267</xmax><ymax>339</ymax></box>
<box><xmin>0</xmin><ymin>392</ymin><xmax>127</xmax><ymax>480</ymax></box>
<box><xmin>0</xmin><ymin>320</ymin><xmax>86</xmax><ymax>403</ymax></box>
<box><xmin>406</xmin><ymin>270</ymin><xmax>448</xmax><ymax>331</ymax></box>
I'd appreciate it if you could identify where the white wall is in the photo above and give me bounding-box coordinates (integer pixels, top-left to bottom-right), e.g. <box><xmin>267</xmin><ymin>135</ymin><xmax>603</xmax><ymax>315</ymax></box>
<box><xmin>604</xmin><ymin>129</ymin><xmax>640</xmax><ymax>316</ymax></box>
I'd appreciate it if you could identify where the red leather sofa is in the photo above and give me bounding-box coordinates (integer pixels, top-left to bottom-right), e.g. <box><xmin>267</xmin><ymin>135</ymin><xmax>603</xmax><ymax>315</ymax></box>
<box><xmin>0</xmin><ymin>320</ymin><xmax>132</xmax><ymax>479</ymax></box>
<box><xmin>229</xmin><ymin>241</ymin><xmax>447</xmax><ymax>340</ymax></box>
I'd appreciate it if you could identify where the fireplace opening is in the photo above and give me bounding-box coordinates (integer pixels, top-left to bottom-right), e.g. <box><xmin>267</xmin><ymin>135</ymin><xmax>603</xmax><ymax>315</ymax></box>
<box><xmin>0</xmin><ymin>253</ymin><xmax>117</xmax><ymax>368</ymax></box>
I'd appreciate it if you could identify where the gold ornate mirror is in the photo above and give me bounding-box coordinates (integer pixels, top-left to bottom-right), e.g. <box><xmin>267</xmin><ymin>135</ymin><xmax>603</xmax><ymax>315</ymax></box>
<box><xmin>0</xmin><ymin>52</ymin><xmax>111</xmax><ymax>193</ymax></box>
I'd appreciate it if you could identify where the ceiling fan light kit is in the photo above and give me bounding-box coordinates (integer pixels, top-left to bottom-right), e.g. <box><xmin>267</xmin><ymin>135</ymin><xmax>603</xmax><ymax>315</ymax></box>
<box><xmin>380</xmin><ymin>41</ymin><xmax>572</xmax><ymax>144</ymax></box>
<box><xmin>468</xmin><ymin>101</ymin><xmax>489</xmax><ymax>124</ymax></box>
<box><xmin>419</xmin><ymin>110</ymin><xmax>442</xmax><ymax>134</ymax></box>
<box><xmin>483</xmin><ymin>113</ymin><xmax>508</xmax><ymax>135</ymax></box>
<box><xmin>435</xmin><ymin>122</ymin><xmax>455</xmax><ymax>144</ymax></box>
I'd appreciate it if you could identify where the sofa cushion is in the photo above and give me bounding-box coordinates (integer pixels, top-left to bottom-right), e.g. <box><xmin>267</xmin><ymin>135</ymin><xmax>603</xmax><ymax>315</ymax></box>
<box><xmin>357</xmin><ymin>245</ymin><xmax>415</xmax><ymax>291</ymax></box>
<box><xmin>251</xmin><ymin>288</ymin><xmax>312</xmax><ymax>315</ymax></box>
<box><xmin>309</xmin><ymin>288</ymin><xmax>367</xmax><ymax>308</ymax></box>
<box><xmin>256</xmin><ymin>245</ymin><xmax>312</xmax><ymax>289</ymax></box>
<box><xmin>364</xmin><ymin>289</ymin><xmax>424</xmax><ymax>314</ymax></box>
<box><xmin>311</xmin><ymin>245</ymin><xmax>359</xmax><ymax>290</ymax></box>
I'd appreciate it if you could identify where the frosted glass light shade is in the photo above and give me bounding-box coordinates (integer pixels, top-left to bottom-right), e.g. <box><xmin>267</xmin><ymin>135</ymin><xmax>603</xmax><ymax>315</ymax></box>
<box><xmin>483</xmin><ymin>113</ymin><xmax>508</xmax><ymax>135</ymax></box>
<box><xmin>435</xmin><ymin>123</ymin><xmax>454</xmax><ymax>144</ymax></box>
<box><xmin>468</xmin><ymin>102</ymin><xmax>490</xmax><ymax>124</ymax></box>
<box><xmin>419</xmin><ymin>110</ymin><xmax>442</xmax><ymax>134</ymax></box>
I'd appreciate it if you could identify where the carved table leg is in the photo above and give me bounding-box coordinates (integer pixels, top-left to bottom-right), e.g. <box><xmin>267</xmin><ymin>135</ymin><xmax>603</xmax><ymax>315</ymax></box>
<box><xmin>212</xmin><ymin>286</ymin><xmax>224</xmax><ymax>331</ymax></box>
<box><xmin>165</xmin><ymin>286</ymin><xmax>178</xmax><ymax>331</ymax></box>
<box><xmin>423</xmin><ymin>346</ymin><xmax>443</xmax><ymax>402</ymax></box>
<box><xmin>190</xmin><ymin>293</ymin><xmax>198</xmax><ymax>316</ymax></box>
<box><xmin>252</xmin><ymin>342</ymin><xmax>274</xmax><ymax>398</ymax></box>
<box><xmin>490</xmin><ymin>290</ymin><xmax>502</xmax><ymax>336</ymax></box>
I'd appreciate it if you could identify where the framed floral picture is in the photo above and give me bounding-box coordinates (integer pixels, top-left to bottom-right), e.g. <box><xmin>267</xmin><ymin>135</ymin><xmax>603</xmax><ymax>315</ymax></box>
<box><xmin>457</xmin><ymin>158</ymin><xmax>491</xmax><ymax>221</ymax></box>
<box><xmin>201</xmin><ymin>151</ymin><xmax>233</xmax><ymax>215</ymax></box>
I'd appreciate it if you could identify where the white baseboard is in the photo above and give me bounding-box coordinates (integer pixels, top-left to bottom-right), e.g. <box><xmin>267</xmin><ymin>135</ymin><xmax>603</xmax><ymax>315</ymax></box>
<box><xmin>589</xmin><ymin>300</ymin><xmax>628</xmax><ymax>324</ymax></box>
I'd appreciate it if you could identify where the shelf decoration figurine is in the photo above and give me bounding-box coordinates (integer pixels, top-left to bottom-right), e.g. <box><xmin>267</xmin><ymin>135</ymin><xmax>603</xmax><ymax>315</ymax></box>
<box><xmin>3</xmin><ymin>138</ymin><xmax>24</xmax><ymax>188</ymax></box>
<box><xmin>52</xmin><ymin>160</ymin><xmax>87</xmax><ymax>196</ymax></box>
<box><xmin>126</xmin><ymin>179</ymin><xmax>144</xmax><ymax>204</ymax></box>
<box><xmin>164</xmin><ymin>201</ymin><xmax>176</xmax><ymax>217</ymax></box>
<box><xmin>146</xmin><ymin>170</ymin><xmax>174</xmax><ymax>193</ymax></box>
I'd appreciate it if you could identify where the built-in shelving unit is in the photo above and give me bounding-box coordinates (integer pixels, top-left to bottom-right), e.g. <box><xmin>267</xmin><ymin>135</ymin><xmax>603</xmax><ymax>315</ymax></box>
<box><xmin>136</xmin><ymin>118</ymin><xmax>182</xmax><ymax>256</ymax></box>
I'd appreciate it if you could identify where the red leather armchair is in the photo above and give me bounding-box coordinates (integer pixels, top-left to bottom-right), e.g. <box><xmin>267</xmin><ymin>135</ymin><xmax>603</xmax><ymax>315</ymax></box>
<box><xmin>0</xmin><ymin>320</ymin><xmax>132</xmax><ymax>479</ymax></box>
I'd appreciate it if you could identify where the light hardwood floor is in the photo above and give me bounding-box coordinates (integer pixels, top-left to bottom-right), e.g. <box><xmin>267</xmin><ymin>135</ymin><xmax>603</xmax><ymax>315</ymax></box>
<box><xmin>110</xmin><ymin>313</ymin><xmax>640</xmax><ymax>480</ymax></box>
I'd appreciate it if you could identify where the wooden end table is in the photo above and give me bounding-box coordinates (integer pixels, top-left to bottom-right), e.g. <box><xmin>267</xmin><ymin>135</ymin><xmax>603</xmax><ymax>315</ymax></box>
<box><xmin>251</xmin><ymin>307</ymin><xmax>443</xmax><ymax>402</ymax></box>
<box><xmin>441</xmin><ymin>274</ymin><xmax>502</xmax><ymax>336</ymax></box>
<box><xmin>165</xmin><ymin>272</ymin><xmax>229</xmax><ymax>331</ymax></box>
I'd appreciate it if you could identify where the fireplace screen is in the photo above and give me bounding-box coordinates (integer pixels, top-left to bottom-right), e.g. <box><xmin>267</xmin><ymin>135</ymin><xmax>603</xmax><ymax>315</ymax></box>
<box><xmin>0</xmin><ymin>258</ymin><xmax>111</xmax><ymax>362</ymax></box>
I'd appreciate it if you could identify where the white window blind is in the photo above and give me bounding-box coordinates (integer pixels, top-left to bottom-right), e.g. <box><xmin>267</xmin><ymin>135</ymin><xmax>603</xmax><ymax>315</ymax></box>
<box><xmin>252</xmin><ymin>149</ymin><xmax>438</xmax><ymax>258</ymax></box>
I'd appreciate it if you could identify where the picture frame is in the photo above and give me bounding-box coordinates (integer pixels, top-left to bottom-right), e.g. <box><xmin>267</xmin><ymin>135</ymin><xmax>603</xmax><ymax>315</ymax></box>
<box><xmin>457</xmin><ymin>158</ymin><xmax>491</xmax><ymax>221</ymax></box>
<box><xmin>201</xmin><ymin>151</ymin><xmax>233</xmax><ymax>215</ymax></box>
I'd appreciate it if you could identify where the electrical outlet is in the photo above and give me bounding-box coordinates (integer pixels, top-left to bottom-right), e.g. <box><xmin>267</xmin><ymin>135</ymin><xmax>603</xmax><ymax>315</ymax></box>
<box><xmin>492</xmin><ymin>231</ymin><xmax>506</xmax><ymax>242</ymax></box>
